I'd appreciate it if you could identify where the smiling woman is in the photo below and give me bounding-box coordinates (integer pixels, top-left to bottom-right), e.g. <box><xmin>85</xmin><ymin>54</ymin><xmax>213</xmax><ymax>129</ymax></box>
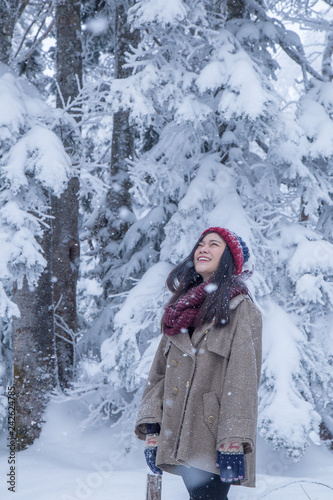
<box><xmin>135</xmin><ymin>227</ymin><xmax>262</xmax><ymax>500</ymax></box>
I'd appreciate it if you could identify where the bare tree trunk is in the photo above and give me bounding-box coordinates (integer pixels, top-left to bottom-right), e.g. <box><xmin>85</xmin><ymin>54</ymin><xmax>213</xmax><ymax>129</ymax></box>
<box><xmin>322</xmin><ymin>31</ymin><xmax>333</xmax><ymax>80</ymax></box>
<box><xmin>111</xmin><ymin>2</ymin><xmax>138</xmax><ymax>180</ymax></box>
<box><xmin>13</xmin><ymin>217</ymin><xmax>57</xmax><ymax>450</ymax></box>
<box><xmin>51</xmin><ymin>179</ymin><xmax>80</xmax><ymax>388</ymax></box>
<box><xmin>146</xmin><ymin>474</ymin><xmax>162</xmax><ymax>500</ymax></box>
<box><xmin>10</xmin><ymin>0</ymin><xmax>82</xmax><ymax>450</ymax></box>
<box><xmin>227</xmin><ymin>0</ymin><xmax>245</xmax><ymax>19</ymax></box>
<box><xmin>95</xmin><ymin>3</ymin><xmax>139</xmax><ymax>297</ymax></box>
<box><xmin>54</xmin><ymin>0</ymin><xmax>82</xmax><ymax>389</ymax></box>
<box><xmin>107</xmin><ymin>2</ymin><xmax>138</xmax><ymax>248</ymax></box>
<box><xmin>0</xmin><ymin>0</ymin><xmax>19</xmax><ymax>64</ymax></box>
<box><xmin>299</xmin><ymin>195</ymin><xmax>309</xmax><ymax>222</ymax></box>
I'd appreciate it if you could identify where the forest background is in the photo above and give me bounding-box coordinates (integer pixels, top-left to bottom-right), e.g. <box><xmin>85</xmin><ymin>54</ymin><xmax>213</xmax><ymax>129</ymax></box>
<box><xmin>0</xmin><ymin>0</ymin><xmax>333</xmax><ymax>496</ymax></box>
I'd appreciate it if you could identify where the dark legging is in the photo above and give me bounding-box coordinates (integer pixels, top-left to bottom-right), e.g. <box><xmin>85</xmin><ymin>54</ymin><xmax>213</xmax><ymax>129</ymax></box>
<box><xmin>179</xmin><ymin>466</ymin><xmax>231</xmax><ymax>500</ymax></box>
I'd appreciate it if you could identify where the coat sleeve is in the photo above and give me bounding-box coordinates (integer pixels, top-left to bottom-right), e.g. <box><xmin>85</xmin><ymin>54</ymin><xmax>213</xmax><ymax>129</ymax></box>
<box><xmin>217</xmin><ymin>298</ymin><xmax>262</xmax><ymax>454</ymax></box>
<box><xmin>134</xmin><ymin>334</ymin><xmax>169</xmax><ymax>441</ymax></box>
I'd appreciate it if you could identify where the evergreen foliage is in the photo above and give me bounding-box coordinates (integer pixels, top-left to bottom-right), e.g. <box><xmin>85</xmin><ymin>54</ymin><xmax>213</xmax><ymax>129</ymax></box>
<box><xmin>82</xmin><ymin>0</ymin><xmax>333</xmax><ymax>459</ymax></box>
<box><xmin>1</xmin><ymin>0</ymin><xmax>333</xmax><ymax>458</ymax></box>
<box><xmin>0</xmin><ymin>65</ymin><xmax>72</xmax><ymax>427</ymax></box>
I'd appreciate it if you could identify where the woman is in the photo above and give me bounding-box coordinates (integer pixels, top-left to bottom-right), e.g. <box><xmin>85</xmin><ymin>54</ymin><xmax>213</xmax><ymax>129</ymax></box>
<box><xmin>135</xmin><ymin>227</ymin><xmax>262</xmax><ymax>499</ymax></box>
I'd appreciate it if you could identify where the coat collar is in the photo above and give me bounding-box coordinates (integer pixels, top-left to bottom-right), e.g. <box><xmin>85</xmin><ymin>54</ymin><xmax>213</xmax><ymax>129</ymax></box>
<box><xmin>166</xmin><ymin>329</ymin><xmax>195</xmax><ymax>358</ymax></box>
<box><xmin>166</xmin><ymin>294</ymin><xmax>247</xmax><ymax>356</ymax></box>
<box><xmin>230</xmin><ymin>293</ymin><xmax>246</xmax><ymax>310</ymax></box>
<box><xmin>191</xmin><ymin>323</ymin><xmax>213</xmax><ymax>348</ymax></box>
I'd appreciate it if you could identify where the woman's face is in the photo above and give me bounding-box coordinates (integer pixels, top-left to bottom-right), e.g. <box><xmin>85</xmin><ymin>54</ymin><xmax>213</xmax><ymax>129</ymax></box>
<box><xmin>194</xmin><ymin>232</ymin><xmax>227</xmax><ymax>281</ymax></box>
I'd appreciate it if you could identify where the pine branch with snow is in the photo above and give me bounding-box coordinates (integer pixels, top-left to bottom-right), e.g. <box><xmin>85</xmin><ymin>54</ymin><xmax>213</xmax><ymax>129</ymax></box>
<box><xmin>0</xmin><ymin>67</ymin><xmax>72</xmax><ymax>425</ymax></box>
<box><xmin>72</xmin><ymin>1</ymin><xmax>333</xmax><ymax>459</ymax></box>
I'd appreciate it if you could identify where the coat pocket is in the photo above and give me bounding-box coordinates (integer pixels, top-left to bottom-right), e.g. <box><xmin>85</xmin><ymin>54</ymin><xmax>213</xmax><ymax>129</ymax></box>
<box><xmin>203</xmin><ymin>391</ymin><xmax>220</xmax><ymax>440</ymax></box>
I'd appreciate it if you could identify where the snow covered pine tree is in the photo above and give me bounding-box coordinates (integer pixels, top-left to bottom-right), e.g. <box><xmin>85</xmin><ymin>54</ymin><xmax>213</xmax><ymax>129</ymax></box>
<box><xmin>78</xmin><ymin>0</ymin><xmax>333</xmax><ymax>469</ymax></box>
<box><xmin>0</xmin><ymin>66</ymin><xmax>72</xmax><ymax>447</ymax></box>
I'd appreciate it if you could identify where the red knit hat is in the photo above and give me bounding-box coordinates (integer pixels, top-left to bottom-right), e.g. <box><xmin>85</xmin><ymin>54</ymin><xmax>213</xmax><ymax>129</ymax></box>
<box><xmin>200</xmin><ymin>227</ymin><xmax>250</xmax><ymax>276</ymax></box>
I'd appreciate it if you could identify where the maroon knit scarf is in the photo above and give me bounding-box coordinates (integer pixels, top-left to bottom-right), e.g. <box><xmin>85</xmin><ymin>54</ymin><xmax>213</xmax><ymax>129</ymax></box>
<box><xmin>163</xmin><ymin>282</ymin><xmax>246</xmax><ymax>336</ymax></box>
<box><xmin>163</xmin><ymin>282</ymin><xmax>209</xmax><ymax>337</ymax></box>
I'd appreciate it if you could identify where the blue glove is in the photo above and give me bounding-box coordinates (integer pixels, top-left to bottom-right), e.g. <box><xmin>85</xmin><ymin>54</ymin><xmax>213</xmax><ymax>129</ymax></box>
<box><xmin>145</xmin><ymin>429</ymin><xmax>163</xmax><ymax>475</ymax></box>
<box><xmin>144</xmin><ymin>446</ymin><xmax>163</xmax><ymax>475</ymax></box>
<box><xmin>216</xmin><ymin>450</ymin><xmax>245</xmax><ymax>483</ymax></box>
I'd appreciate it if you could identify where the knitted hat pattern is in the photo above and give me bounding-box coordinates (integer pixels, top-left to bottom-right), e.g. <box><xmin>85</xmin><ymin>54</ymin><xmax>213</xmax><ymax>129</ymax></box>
<box><xmin>200</xmin><ymin>227</ymin><xmax>250</xmax><ymax>276</ymax></box>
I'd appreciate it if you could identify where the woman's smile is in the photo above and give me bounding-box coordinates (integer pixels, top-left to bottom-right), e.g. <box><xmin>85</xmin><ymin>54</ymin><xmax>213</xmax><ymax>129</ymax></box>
<box><xmin>194</xmin><ymin>232</ymin><xmax>226</xmax><ymax>280</ymax></box>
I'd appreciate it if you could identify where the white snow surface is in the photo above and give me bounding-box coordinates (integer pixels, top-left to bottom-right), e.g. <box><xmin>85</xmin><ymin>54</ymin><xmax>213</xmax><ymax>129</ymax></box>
<box><xmin>0</xmin><ymin>399</ymin><xmax>332</xmax><ymax>500</ymax></box>
<box><xmin>0</xmin><ymin>400</ymin><xmax>333</xmax><ymax>500</ymax></box>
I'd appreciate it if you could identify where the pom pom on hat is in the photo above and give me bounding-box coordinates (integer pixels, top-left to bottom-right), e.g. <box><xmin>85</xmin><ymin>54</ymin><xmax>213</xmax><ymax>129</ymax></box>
<box><xmin>200</xmin><ymin>227</ymin><xmax>250</xmax><ymax>275</ymax></box>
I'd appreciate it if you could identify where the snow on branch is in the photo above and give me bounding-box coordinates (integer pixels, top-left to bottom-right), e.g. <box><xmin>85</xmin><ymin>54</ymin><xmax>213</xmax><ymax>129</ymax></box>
<box><xmin>0</xmin><ymin>68</ymin><xmax>72</xmax><ymax>321</ymax></box>
<box><xmin>128</xmin><ymin>0</ymin><xmax>188</xmax><ymax>28</ymax></box>
<box><xmin>247</xmin><ymin>0</ymin><xmax>325</xmax><ymax>87</ymax></box>
<box><xmin>259</xmin><ymin>300</ymin><xmax>321</xmax><ymax>460</ymax></box>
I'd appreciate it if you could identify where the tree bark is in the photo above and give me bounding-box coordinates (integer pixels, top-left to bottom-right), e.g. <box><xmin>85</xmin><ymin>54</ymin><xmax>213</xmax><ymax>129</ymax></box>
<box><xmin>108</xmin><ymin>23</ymin><xmax>134</xmax><ymax>238</ymax></box>
<box><xmin>51</xmin><ymin>178</ymin><xmax>80</xmax><ymax>387</ymax></box>
<box><xmin>54</xmin><ymin>0</ymin><xmax>82</xmax><ymax>389</ymax></box>
<box><xmin>13</xmin><ymin>217</ymin><xmax>57</xmax><ymax>450</ymax></box>
<box><xmin>0</xmin><ymin>0</ymin><xmax>19</xmax><ymax>64</ymax></box>
<box><xmin>322</xmin><ymin>31</ymin><xmax>333</xmax><ymax>80</ymax></box>
<box><xmin>227</xmin><ymin>0</ymin><xmax>245</xmax><ymax>19</ymax></box>
<box><xmin>299</xmin><ymin>195</ymin><xmax>309</xmax><ymax>222</ymax></box>
<box><xmin>146</xmin><ymin>474</ymin><xmax>162</xmax><ymax>500</ymax></box>
<box><xmin>95</xmin><ymin>3</ymin><xmax>139</xmax><ymax>297</ymax></box>
<box><xmin>108</xmin><ymin>3</ymin><xmax>138</xmax><ymax>238</ymax></box>
<box><xmin>55</xmin><ymin>0</ymin><xmax>82</xmax><ymax>109</ymax></box>
<box><xmin>11</xmin><ymin>1</ymin><xmax>82</xmax><ymax>449</ymax></box>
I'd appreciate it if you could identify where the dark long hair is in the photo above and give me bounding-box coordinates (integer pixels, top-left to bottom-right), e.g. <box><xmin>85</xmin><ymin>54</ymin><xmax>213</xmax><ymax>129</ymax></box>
<box><xmin>164</xmin><ymin>234</ymin><xmax>250</xmax><ymax>328</ymax></box>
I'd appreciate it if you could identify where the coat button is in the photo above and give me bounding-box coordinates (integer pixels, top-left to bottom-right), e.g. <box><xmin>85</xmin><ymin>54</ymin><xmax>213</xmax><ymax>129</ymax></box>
<box><xmin>171</xmin><ymin>359</ymin><xmax>178</xmax><ymax>367</ymax></box>
<box><xmin>172</xmin><ymin>387</ymin><xmax>179</xmax><ymax>395</ymax></box>
<box><xmin>207</xmin><ymin>415</ymin><xmax>215</xmax><ymax>424</ymax></box>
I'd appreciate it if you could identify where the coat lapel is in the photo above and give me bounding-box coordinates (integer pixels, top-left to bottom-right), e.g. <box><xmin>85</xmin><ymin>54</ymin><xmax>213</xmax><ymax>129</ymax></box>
<box><xmin>191</xmin><ymin>323</ymin><xmax>214</xmax><ymax>348</ymax></box>
<box><xmin>229</xmin><ymin>293</ymin><xmax>245</xmax><ymax>310</ymax></box>
<box><xmin>167</xmin><ymin>295</ymin><xmax>246</xmax><ymax>357</ymax></box>
<box><xmin>200</xmin><ymin>295</ymin><xmax>246</xmax><ymax>358</ymax></box>
<box><xmin>168</xmin><ymin>330</ymin><xmax>195</xmax><ymax>358</ymax></box>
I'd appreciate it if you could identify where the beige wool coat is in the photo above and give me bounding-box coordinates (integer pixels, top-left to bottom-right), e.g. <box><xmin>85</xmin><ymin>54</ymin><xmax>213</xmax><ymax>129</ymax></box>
<box><xmin>135</xmin><ymin>294</ymin><xmax>262</xmax><ymax>487</ymax></box>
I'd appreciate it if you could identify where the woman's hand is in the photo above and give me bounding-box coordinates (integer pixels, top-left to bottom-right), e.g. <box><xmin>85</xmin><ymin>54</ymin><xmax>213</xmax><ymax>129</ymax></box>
<box><xmin>144</xmin><ymin>434</ymin><xmax>163</xmax><ymax>475</ymax></box>
<box><xmin>216</xmin><ymin>441</ymin><xmax>245</xmax><ymax>482</ymax></box>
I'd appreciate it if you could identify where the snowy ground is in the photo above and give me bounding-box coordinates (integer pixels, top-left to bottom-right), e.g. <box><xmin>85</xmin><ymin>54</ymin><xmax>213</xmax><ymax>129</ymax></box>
<box><xmin>1</xmin><ymin>399</ymin><xmax>333</xmax><ymax>500</ymax></box>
